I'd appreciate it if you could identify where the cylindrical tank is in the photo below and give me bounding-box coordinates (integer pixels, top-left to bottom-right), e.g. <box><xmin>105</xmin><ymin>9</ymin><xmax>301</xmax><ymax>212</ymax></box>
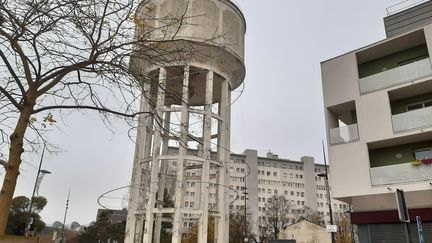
<box><xmin>126</xmin><ymin>1</ymin><xmax>246</xmax><ymax>243</ymax></box>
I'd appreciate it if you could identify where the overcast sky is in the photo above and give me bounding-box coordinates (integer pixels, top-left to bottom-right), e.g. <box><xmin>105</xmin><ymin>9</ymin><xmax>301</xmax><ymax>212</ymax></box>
<box><xmin>4</xmin><ymin>0</ymin><xmax>406</xmax><ymax>225</ymax></box>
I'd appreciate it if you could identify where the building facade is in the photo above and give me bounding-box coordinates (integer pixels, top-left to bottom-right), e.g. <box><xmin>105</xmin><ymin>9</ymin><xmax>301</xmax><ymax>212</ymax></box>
<box><xmin>172</xmin><ymin>147</ymin><xmax>348</xmax><ymax>239</ymax></box>
<box><xmin>321</xmin><ymin>1</ymin><xmax>432</xmax><ymax>242</ymax></box>
<box><xmin>229</xmin><ymin>150</ymin><xmax>347</xmax><ymax>238</ymax></box>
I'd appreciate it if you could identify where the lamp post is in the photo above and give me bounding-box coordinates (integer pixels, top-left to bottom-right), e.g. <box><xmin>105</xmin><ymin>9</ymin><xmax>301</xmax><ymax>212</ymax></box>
<box><xmin>319</xmin><ymin>141</ymin><xmax>335</xmax><ymax>243</ymax></box>
<box><xmin>26</xmin><ymin>143</ymin><xmax>51</xmax><ymax>233</ymax></box>
<box><xmin>243</xmin><ymin>175</ymin><xmax>248</xmax><ymax>243</ymax></box>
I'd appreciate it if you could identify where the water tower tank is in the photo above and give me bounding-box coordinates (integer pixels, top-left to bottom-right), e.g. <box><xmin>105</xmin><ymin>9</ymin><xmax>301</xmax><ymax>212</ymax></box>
<box><xmin>126</xmin><ymin>0</ymin><xmax>245</xmax><ymax>242</ymax></box>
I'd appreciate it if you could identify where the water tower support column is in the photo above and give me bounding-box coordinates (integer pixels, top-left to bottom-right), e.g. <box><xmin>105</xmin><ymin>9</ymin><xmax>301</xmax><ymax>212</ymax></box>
<box><xmin>216</xmin><ymin>78</ymin><xmax>230</xmax><ymax>243</ymax></box>
<box><xmin>171</xmin><ymin>65</ymin><xmax>190</xmax><ymax>243</ymax></box>
<box><xmin>143</xmin><ymin>67</ymin><xmax>167</xmax><ymax>243</ymax></box>
<box><xmin>198</xmin><ymin>70</ymin><xmax>213</xmax><ymax>243</ymax></box>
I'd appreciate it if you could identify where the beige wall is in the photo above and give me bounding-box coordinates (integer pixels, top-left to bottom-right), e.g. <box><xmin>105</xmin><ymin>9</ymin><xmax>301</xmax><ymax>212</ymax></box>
<box><xmin>280</xmin><ymin>220</ymin><xmax>331</xmax><ymax>243</ymax></box>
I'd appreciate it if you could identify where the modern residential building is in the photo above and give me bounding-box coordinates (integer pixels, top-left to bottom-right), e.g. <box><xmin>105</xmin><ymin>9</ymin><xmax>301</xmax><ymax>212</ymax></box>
<box><xmin>167</xmin><ymin>147</ymin><xmax>348</xmax><ymax>239</ymax></box>
<box><xmin>321</xmin><ymin>1</ymin><xmax>432</xmax><ymax>242</ymax></box>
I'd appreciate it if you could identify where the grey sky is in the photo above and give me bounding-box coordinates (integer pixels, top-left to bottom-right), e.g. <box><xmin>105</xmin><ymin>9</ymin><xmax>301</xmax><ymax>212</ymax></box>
<box><xmin>6</xmin><ymin>0</ymin><xmax>401</xmax><ymax>225</ymax></box>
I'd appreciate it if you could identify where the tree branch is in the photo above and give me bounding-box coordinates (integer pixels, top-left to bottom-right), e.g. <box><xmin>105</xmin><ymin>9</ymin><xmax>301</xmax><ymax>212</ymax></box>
<box><xmin>0</xmin><ymin>159</ymin><xmax>7</xmax><ymax>169</ymax></box>
<box><xmin>32</xmin><ymin>105</ymin><xmax>152</xmax><ymax>118</ymax></box>
<box><xmin>0</xmin><ymin>49</ymin><xmax>26</xmax><ymax>96</ymax></box>
<box><xmin>0</xmin><ymin>86</ymin><xmax>21</xmax><ymax>110</ymax></box>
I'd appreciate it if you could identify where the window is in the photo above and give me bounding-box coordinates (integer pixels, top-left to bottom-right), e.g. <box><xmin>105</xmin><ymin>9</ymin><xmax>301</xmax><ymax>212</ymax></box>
<box><xmin>300</xmin><ymin>175</ymin><xmax>303</xmax><ymax>179</ymax></box>
<box><xmin>296</xmin><ymin>192</ymin><xmax>300</xmax><ymax>196</ymax></box>
<box><xmin>413</xmin><ymin>147</ymin><xmax>432</xmax><ymax>160</ymax></box>
<box><xmin>267</xmin><ymin>171</ymin><xmax>270</xmax><ymax>176</ymax></box>
<box><xmin>273</xmin><ymin>172</ymin><xmax>277</xmax><ymax>176</ymax></box>
<box><xmin>290</xmin><ymin>191</ymin><xmax>294</xmax><ymax>196</ymax></box>
<box><xmin>301</xmin><ymin>192</ymin><xmax>304</xmax><ymax>197</ymax></box>
<box><xmin>274</xmin><ymin>189</ymin><xmax>278</xmax><ymax>194</ymax></box>
<box><xmin>268</xmin><ymin>189</ymin><xmax>271</xmax><ymax>194</ymax></box>
<box><xmin>190</xmin><ymin>202</ymin><xmax>194</xmax><ymax>207</ymax></box>
<box><xmin>406</xmin><ymin>99</ymin><xmax>432</xmax><ymax>111</ymax></box>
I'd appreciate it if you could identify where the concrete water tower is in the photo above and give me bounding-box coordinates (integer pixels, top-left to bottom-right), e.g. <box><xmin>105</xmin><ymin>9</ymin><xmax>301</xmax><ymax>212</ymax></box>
<box><xmin>125</xmin><ymin>0</ymin><xmax>245</xmax><ymax>243</ymax></box>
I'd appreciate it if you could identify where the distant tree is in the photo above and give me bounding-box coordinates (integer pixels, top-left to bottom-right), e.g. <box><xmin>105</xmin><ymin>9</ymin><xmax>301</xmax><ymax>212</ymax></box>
<box><xmin>229</xmin><ymin>208</ymin><xmax>255</xmax><ymax>243</ymax></box>
<box><xmin>335</xmin><ymin>213</ymin><xmax>353</xmax><ymax>243</ymax></box>
<box><xmin>183</xmin><ymin>218</ymin><xmax>215</xmax><ymax>243</ymax></box>
<box><xmin>296</xmin><ymin>206</ymin><xmax>325</xmax><ymax>226</ymax></box>
<box><xmin>76</xmin><ymin>210</ymin><xmax>125</xmax><ymax>243</ymax></box>
<box><xmin>259</xmin><ymin>195</ymin><xmax>293</xmax><ymax>241</ymax></box>
<box><xmin>6</xmin><ymin>196</ymin><xmax>47</xmax><ymax>235</ymax></box>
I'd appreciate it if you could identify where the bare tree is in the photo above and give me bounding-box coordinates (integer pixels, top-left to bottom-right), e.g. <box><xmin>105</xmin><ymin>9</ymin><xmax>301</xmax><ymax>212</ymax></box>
<box><xmin>259</xmin><ymin>195</ymin><xmax>293</xmax><ymax>241</ymax></box>
<box><xmin>296</xmin><ymin>206</ymin><xmax>325</xmax><ymax>226</ymax></box>
<box><xmin>335</xmin><ymin>213</ymin><xmax>353</xmax><ymax>243</ymax></box>
<box><xmin>0</xmin><ymin>0</ymin><xmax>211</xmax><ymax>235</ymax></box>
<box><xmin>229</xmin><ymin>208</ymin><xmax>255</xmax><ymax>243</ymax></box>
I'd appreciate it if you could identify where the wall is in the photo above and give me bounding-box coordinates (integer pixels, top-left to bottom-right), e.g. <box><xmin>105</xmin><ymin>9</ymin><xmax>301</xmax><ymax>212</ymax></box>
<box><xmin>301</xmin><ymin>156</ymin><xmax>317</xmax><ymax>211</ymax></box>
<box><xmin>384</xmin><ymin>0</ymin><xmax>432</xmax><ymax>37</ymax></box>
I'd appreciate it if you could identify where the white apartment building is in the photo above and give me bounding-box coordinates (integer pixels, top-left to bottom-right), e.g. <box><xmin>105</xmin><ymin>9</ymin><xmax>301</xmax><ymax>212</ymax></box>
<box><xmin>167</xmin><ymin>147</ymin><xmax>347</xmax><ymax>238</ymax></box>
<box><xmin>321</xmin><ymin>1</ymin><xmax>432</xmax><ymax>242</ymax></box>
<box><xmin>229</xmin><ymin>150</ymin><xmax>347</xmax><ymax>238</ymax></box>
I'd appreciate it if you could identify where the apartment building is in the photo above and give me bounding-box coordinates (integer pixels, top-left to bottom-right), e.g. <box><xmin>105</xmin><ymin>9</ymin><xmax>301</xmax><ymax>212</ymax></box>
<box><xmin>321</xmin><ymin>1</ymin><xmax>432</xmax><ymax>242</ymax></box>
<box><xmin>167</xmin><ymin>147</ymin><xmax>347</xmax><ymax>238</ymax></box>
<box><xmin>229</xmin><ymin>150</ymin><xmax>347</xmax><ymax>238</ymax></box>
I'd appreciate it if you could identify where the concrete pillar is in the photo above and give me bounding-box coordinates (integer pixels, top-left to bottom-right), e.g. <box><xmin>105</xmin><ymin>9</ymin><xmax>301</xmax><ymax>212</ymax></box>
<box><xmin>216</xmin><ymin>79</ymin><xmax>230</xmax><ymax>243</ymax></box>
<box><xmin>143</xmin><ymin>67</ymin><xmax>167</xmax><ymax>243</ymax></box>
<box><xmin>171</xmin><ymin>65</ymin><xmax>190</xmax><ymax>243</ymax></box>
<box><xmin>198</xmin><ymin>70</ymin><xmax>213</xmax><ymax>243</ymax></box>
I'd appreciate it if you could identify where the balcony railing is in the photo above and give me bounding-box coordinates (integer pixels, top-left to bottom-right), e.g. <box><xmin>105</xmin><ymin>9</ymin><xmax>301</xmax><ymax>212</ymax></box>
<box><xmin>359</xmin><ymin>58</ymin><xmax>432</xmax><ymax>94</ymax></box>
<box><xmin>370</xmin><ymin>162</ymin><xmax>432</xmax><ymax>185</ymax></box>
<box><xmin>329</xmin><ymin>124</ymin><xmax>359</xmax><ymax>145</ymax></box>
<box><xmin>392</xmin><ymin>106</ymin><xmax>432</xmax><ymax>132</ymax></box>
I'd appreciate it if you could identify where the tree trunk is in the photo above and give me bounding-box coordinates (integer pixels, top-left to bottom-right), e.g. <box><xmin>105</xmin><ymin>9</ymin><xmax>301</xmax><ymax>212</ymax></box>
<box><xmin>0</xmin><ymin>100</ymin><xmax>34</xmax><ymax>235</ymax></box>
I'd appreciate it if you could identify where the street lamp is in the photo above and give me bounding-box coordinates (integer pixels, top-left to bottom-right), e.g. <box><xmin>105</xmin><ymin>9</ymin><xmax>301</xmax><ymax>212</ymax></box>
<box><xmin>26</xmin><ymin>143</ymin><xmax>51</xmax><ymax>233</ymax></box>
<box><xmin>317</xmin><ymin>172</ymin><xmax>335</xmax><ymax>243</ymax></box>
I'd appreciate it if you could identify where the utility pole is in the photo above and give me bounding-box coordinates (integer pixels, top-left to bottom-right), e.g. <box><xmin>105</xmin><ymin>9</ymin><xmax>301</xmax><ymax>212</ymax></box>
<box><xmin>26</xmin><ymin>143</ymin><xmax>48</xmax><ymax>233</ymax></box>
<box><xmin>321</xmin><ymin>141</ymin><xmax>335</xmax><ymax>243</ymax></box>
<box><xmin>244</xmin><ymin>172</ymin><xmax>248</xmax><ymax>242</ymax></box>
<box><xmin>61</xmin><ymin>189</ymin><xmax>70</xmax><ymax>243</ymax></box>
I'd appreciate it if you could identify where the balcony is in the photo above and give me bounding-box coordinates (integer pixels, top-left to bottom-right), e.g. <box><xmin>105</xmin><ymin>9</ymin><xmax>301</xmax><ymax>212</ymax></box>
<box><xmin>329</xmin><ymin>124</ymin><xmax>359</xmax><ymax>145</ymax></box>
<box><xmin>392</xmin><ymin>106</ymin><xmax>432</xmax><ymax>132</ymax></box>
<box><xmin>370</xmin><ymin>162</ymin><xmax>432</xmax><ymax>186</ymax></box>
<box><xmin>359</xmin><ymin>58</ymin><xmax>432</xmax><ymax>94</ymax></box>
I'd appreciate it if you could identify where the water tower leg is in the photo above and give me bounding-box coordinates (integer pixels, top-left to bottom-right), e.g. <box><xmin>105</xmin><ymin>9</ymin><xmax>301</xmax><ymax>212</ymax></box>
<box><xmin>154</xmin><ymin>110</ymin><xmax>171</xmax><ymax>243</ymax></box>
<box><xmin>171</xmin><ymin>65</ymin><xmax>190</xmax><ymax>243</ymax></box>
<box><xmin>143</xmin><ymin>67</ymin><xmax>167</xmax><ymax>243</ymax></box>
<box><xmin>198</xmin><ymin>70</ymin><xmax>213</xmax><ymax>243</ymax></box>
<box><xmin>216</xmin><ymin>79</ymin><xmax>230</xmax><ymax>243</ymax></box>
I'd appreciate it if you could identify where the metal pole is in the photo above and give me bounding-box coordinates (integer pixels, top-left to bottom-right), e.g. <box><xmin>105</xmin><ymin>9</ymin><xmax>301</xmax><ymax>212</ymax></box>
<box><xmin>61</xmin><ymin>189</ymin><xmax>70</xmax><ymax>243</ymax></box>
<box><xmin>244</xmin><ymin>176</ymin><xmax>247</xmax><ymax>242</ymax></box>
<box><xmin>26</xmin><ymin>143</ymin><xmax>46</xmax><ymax>232</ymax></box>
<box><xmin>322</xmin><ymin>141</ymin><xmax>335</xmax><ymax>243</ymax></box>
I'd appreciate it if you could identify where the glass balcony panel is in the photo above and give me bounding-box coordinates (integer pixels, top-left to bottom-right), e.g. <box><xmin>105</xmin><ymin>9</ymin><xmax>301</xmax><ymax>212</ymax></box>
<box><xmin>329</xmin><ymin>124</ymin><xmax>359</xmax><ymax>145</ymax></box>
<box><xmin>370</xmin><ymin>163</ymin><xmax>432</xmax><ymax>185</ymax></box>
<box><xmin>359</xmin><ymin>58</ymin><xmax>432</xmax><ymax>94</ymax></box>
<box><xmin>392</xmin><ymin>106</ymin><xmax>432</xmax><ymax>132</ymax></box>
